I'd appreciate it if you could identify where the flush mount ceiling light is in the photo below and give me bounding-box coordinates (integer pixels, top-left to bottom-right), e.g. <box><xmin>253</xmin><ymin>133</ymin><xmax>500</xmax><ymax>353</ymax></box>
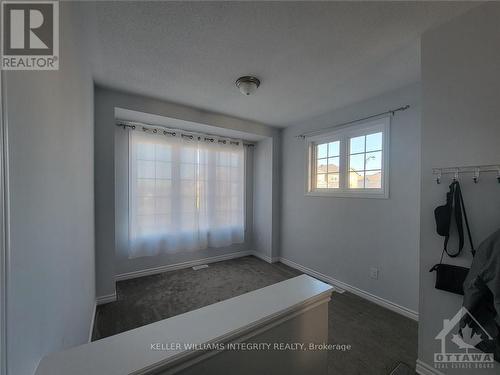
<box><xmin>235</xmin><ymin>76</ymin><xmax>260</xmax><ymax>96</ymax></box>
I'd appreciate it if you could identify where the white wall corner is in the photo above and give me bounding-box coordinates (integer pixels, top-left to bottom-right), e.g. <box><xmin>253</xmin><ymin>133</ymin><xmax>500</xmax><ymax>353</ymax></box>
<box><xmin>416</xmin><ymin>359</ymin><xmax>445</xmax><ymax>375</ymax></box>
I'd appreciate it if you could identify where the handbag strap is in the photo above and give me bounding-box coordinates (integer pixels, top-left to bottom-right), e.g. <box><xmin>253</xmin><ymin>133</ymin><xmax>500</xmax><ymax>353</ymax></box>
<box><xmin>456</xmin><ymin>182</ymin><xmax>475</xmax><ymax>256</ymax></box>
<box><xmin>443</xmin><ymin>181</ymin><xmax>475</xmax><ymax>258</ymax></box>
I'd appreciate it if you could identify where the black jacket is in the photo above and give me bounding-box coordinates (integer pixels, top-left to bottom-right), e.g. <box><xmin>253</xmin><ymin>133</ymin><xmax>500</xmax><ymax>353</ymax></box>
<box><xmin>461</xmin><ymin>228</ymin><xmax>500</xmax><ymax>361</ymax></box>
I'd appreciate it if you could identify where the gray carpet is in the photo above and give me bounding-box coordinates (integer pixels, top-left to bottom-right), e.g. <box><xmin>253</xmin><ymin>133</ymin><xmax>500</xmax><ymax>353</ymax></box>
<box><xmin>92</xmin><ymin>256</ymin><xmax>417</xmax><ymax>374</ymax></box>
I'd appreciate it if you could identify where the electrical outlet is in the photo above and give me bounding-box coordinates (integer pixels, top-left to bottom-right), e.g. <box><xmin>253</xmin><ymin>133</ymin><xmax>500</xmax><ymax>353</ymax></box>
<box><xmin>370</xmin><ymin>267</ymin><xmax>379</xmax><ymax>280</ymax></box>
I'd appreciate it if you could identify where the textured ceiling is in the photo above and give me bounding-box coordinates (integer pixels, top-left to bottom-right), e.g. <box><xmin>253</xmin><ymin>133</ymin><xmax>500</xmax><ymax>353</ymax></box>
<box><xmin>84</xmin><ymin>1</ymin><xmax>476</xmax><ymax>127</ymax></box>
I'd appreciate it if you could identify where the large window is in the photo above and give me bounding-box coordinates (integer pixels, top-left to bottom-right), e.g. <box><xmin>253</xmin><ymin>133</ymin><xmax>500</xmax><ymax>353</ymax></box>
<box><xmin>129</xmin><ymin>129</ymin><xmax>245</xmax><ymax>258</ymax></box>
<box><xmin>306</xmin><ymin>117</ymin><xmax>390</xmax><ymax>198</ymax></box>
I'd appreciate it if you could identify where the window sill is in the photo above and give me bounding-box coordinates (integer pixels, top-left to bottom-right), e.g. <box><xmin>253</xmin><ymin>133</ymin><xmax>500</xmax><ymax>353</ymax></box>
<box><xmin>305</xmin><ymin>190</ymin><xmax>389</xmax><ymax>199</ymax></box>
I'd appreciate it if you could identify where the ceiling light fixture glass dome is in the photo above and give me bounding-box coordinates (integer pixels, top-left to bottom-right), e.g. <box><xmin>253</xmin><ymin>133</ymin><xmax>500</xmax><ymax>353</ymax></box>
<box><xmin>235</xmin><ymin>76</ymin><xmax>260</xmax><ymax>96</ymax></box>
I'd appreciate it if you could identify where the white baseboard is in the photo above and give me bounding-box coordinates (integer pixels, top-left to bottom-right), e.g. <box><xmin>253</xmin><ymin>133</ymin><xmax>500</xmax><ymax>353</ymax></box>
<box><xmin>88</xmin><ymin>301</ymin><xmax>97</xmax><ymax>342</ymax></box>
<box><xmin>115</xmin><ymin>250</ymin><xmax>253</xmax><ymax>281</ymax></box>
<box><xmin>251</xmin><ymin>251</ymin><xmax>278</xmax><ymax>264</ymax></box>
<box><xmin>416</xmin><ymin>359</ymin><xmax>444</xmax><ymax>375</ymax></box>
<box><xmin>279</xmin><ymin>257</ymin><xmax>419</xmax><ymax>321</ymax></box>
<box><xmin>96</xmin><ymin>292</ymin><xmax>117</xmax><ymax>305</ymax></box>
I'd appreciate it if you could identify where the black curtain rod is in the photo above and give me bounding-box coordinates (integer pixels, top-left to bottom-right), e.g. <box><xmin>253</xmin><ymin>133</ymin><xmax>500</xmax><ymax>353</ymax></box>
<box><xmin>115</xmin><ymin>121</ymin><xmax>255</xmax><ymax>147</ymax></box>
<box><xmin>295</xmin><ymin>105</ymin><xmax>410</xmax><ymax>139</ymax></box>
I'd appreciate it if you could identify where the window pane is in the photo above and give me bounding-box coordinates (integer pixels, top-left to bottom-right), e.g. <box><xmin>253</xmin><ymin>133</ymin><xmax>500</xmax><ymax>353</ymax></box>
<box><xmin>365</xmin><ymin>151</ymin><xmax>382</xmax><ymax>170</ymax></box>
<box><xmin>155</xmin><ymin>180</ymin><xmax>172</xmax><ymax>196</ymax></box>
<box><xmin>349</xmin><ymin>154</ymin><xmax>364</xmax><ymax>171</ymax></box>
<box><xmin>181</xmin><ymin>148</ymin><xmax>196</xmax><ymax>163</ymax></box>
<box><xmin>137</xmin><ymin>179</ymin><xmax>155</xmax><ymax>196</ymax></box>
<box><xmin>155</xmin><ymin>144</ymin><xmax>171</xmax><ymax>161</ymax></box>
<box><xmin>155</xmin><ymin>197</ymin><xmax>170</xmax><ymax>214</ymax></box>
<box><xmin>216</xmin><ymin>166</ymin><xmax>231</xmax><ymax>181</ymax></box>
<box><xmin>156</xmin><ymin>161</ymin><xmax>172</xmax><ymax>179</ymax></box>
<box><xmin>217</xmin><ymin>152</ymin><xmax>230</xmax><ymax>166</ymax></box>
<box><xmin>137</xmin><ymin>160</ymin><xmax>155</xmax><ymax>179</ymax></box>
<box><xmin>349</xmin><ymin>171</ymin><xmax>364</xmax><ymax>189</ymax></box>
<box><xmin>137</xmin><ymin>215</ymin><xmax>155</xmax><ymax>236</ymax></box>
<box><xmin>156</xmin><ymin>214</ymin><xmax>171</xmax><ymax>228</ymax></box>
<box><xmin>350</xmin><ymin>136</ymin><xmax>365</xmax><ymax>154</ymax></box>
<box><xmin>180</xmin><ymin>163</ymin><xmax>195</xmax><ymax>180</ymax></box>
<box><xmin>138</xmin><ymin>197</ymin><xmax>154</xmax><ymax>215</ymax></box>
<box><xmin>181</xmin><ymin>197</ymin><xmax>196</xmax><ymax>212</ymax></box>
<box><xmin>366</xmin><ymin>132</ymin><xmax>382</xmax><ymax>152</ymax></box>
<box><xmin>181</xmin><ymin>181</ymin><xmax>196</xmax><ymax>196</ymax></box>
<box><xmin>365</xmin><ymin>170</ymin><xmax>382</xmax><ymax>189</ymax></box>
<box><xmin>316</xmin><ymin>173</ymin><xmax>328</xmax><ymax>189</ymax></box>
<box><xmin>137</xmin><ymin>143</ymin><xmax>155</xmax><ymax>160</ymax></box>
<box><xmin>316</xmin><ymin>158</ymin><xmax>328</xmax><ymax>174</ymax></box>
<box><xmin>327</xmin><ymin>173</ymin><xmax>339</xmax><ymax>188</ymax></box>
<box><xmin>327</xmin><ymin>157</ymin><xmax>339</xmax><ymax>173</ymax></box>
<box><xmin>230</xmin><ymin>153</ymin><xmax>239</xmax><ymax>167</ymax></box>
<box><xmin>316</xmin><ymin>143</ymin><xmax>328</xmax><ymax>159</ymax></box>
<box><xmin>328</xmin><ymin>141</ymin><xmax>339</xmax><ymax>156</ymax></box>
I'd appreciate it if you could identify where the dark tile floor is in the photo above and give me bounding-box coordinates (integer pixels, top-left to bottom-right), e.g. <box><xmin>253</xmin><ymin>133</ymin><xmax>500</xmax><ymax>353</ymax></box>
<box><xmin>92</xmin><ymin>256</ymin><xmax>418</xmax><ymax>374</ymax></box>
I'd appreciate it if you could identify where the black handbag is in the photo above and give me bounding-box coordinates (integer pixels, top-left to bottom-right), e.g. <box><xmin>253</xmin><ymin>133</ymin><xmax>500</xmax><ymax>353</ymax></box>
<box><xmin>429</xmin><ymin>181</ymin><xmax>475</xmax><ymax>295</ymax></box>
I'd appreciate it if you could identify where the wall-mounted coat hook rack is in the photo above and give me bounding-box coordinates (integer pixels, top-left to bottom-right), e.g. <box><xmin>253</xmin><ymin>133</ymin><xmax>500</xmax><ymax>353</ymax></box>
<box><xmin>432</xmin><ymin>165</ymin><xmax>500</xmax><ymax>184</ymax></box>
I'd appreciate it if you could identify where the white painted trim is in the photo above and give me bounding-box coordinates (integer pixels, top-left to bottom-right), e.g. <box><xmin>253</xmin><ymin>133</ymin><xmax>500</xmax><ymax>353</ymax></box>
<box><xmin>251</xmin><ymin>251</ymin><xmax>278</xmax><ymax>264</ymax></box>
<box><xmin>88</xmin><ymin>302</ymin><xmax>97</xmax><ymax>343</ymax></box>
<box><xmin>0</xmin><ymin>70</ymin><xmax>9</xmax><ymax>375</ymax></box>
<box><xmin>114</xmin><ymin>251</ymin><xmax>253</xmax><ymax>281</ymax></box>
<box><xmin>279</xmin><ymin>257</ymin><xmax>419</xmax><ymax>321</ymax></box>
<box><xmin>96</xmin><ymin>293</ymin><xmax>117</xmax><ymax>305</ymax></box>
<box><xmin>416</xmin><ymin>359</ymin><xmax>444</xmax><ymax>375</ymax></box>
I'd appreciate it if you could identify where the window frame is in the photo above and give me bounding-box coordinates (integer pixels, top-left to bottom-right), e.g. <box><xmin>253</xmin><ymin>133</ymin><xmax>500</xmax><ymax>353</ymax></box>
<box><xmin>305</xmin><ymin>116</ymin><xmax>390</xmax><ymax>199</ymax></box>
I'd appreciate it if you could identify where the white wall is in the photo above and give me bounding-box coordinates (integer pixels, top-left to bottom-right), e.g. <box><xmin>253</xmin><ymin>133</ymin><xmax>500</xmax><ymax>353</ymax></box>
<box><xmin>95</xmin><ymin>87</ymin><xmax>280</xmax><ymax>298</ymax></box>
<box><xmin>418</xmin><ymin>4</ymin><xmax>500</xmax><ymax>373</ymax></box>
<box><xmin>280</xmin><ymin>84</ymin><xmax>421</xmax><ymax>314</ymax></box>
<box><xmin>4</xmin><ymin>3</ymin><xmax>95</xmax><ymax>375</ymax></box>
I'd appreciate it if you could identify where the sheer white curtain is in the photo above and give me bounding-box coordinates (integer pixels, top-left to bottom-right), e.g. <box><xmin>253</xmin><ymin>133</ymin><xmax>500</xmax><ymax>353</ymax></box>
<box><xmin>128</xmin><ymin>129</ymin><xmax>245</xmax><ymax>258</ymax></box>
